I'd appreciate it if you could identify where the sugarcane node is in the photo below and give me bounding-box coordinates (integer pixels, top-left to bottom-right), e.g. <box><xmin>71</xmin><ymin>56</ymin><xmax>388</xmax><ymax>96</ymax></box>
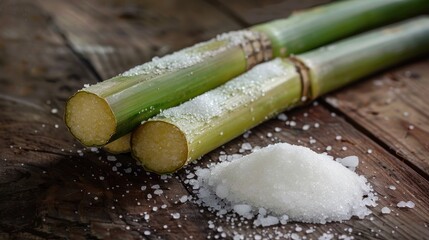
<box><xmin>289</xmin><ymin>56</ymin><xmax>312</xmax><ymax>102</ymax></box>
<box><xmin>241</xmin><ymin>31</ymin><xmax>273</xmax><ymax>69</ymax></box>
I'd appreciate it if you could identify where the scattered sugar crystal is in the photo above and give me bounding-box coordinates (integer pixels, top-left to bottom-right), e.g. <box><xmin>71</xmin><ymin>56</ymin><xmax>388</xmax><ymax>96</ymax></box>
<box><xmin>241</xmin><ymin>143</ymin><xmax>252</xmax><ymax>151</ymax></box>
<box><xmin>367</xmin><ymin>149</ymin><xmax>373</xmax><ymax>154</ymax></box>
<box><xmin>51</xmin><ymin>108</ymin><xmax>58</xmax><ymax>114</ymax></box>
<box><xmin>388</xmin><ymin>185</ymin><xmax>396</xmax><ymax>190</ymax></box>
<box><xmin>179</xmin><ymin>195</ymin><xmax>188</xmax><ymax>203</ymax></box>
<box><xmin>408</xmin><ymin>125</ymin><xmax>414</xmax><ymax>130</ymax></box>
<box><xmin>302</xmin><ymin>124</ymin><xmax>310</xmax><ymax>131</ymax></box>
<box><xmin>154</xmin><ymin>189</ymin><xmax>163</xmax><ymax>195</ymax></box>
<box><xmin>319</xmin><ymin>233</ymin><xmax>334</xmax><ymax>240</ymax></box>
<box><xmin>171</xmin><ymin>213</ymin><xmax>181</xmax><ymax>219</ymax></box>
<box><xmin>406</xmin><ymin>201</ymin><xmax>415</xmax><ymax>208</ymax></box>
<box><xmin>279</xmin><ymin>215</ymin><xmax>289</xmax><ymax>225</ymax></box>
<box><xmin>255</xmin><ymin>215</ymin><xmax>279</xmax><ymax>227</ymax></box>
<box><xmin>309</xmin><ymin>139</ymin><xmax>317</xmax><ymax>144</ymax></box>
<box><xmin>274</xmin><ymin>127</ymin><xmax>282</xmax><ymax>132</ymax></box>
<box><xmin>342</xmin><ymin>146</ymin><xmax>348</xmax><ymax>151</ymax></box>
<box><xmin>291</xmin><ymin>233</ymin><xmax>300</xmax><ymax>240</ymax></box>
<box><xmin>381</xmin><ymin>207</ymin><xmax>391</xmax><ymax>214</ymax></box>
<box><xmin>233</xmin><ymin>234</ymin><xmax>244</xmax><ymax>240</ymax></box>
<box><xmin>187</xmin><ymin>173</ymin><xmax>195</xmax><ymax>179</ymax></box>
<box><xmin>193</xmin><ymin>143</ymin><xmax>375</xmax><ymax>224</ymax></box>
<box><xmin>144</xmin><ymin>231</ymin><xmax>151</xmax><ymax>236</ymax></box>
<box><xmin>277</xmin><ymin>113</ymin><xmax>287</xmax><ymax>121</ymax></box>
<box><xmin>289</xmin><ymin>121</ymin><xmax>297</xmax><ymax>127</ymax></box>
<box><xmin>396</xmin><ymin>201</ymin><xmax>416</xmax><ymax>208</ymax></box>
<box><xmin>54</xmin><ymin>124</ymin><xmax>59</xmax><ymax>128</ymax></box>
<box><xmin>243</xmin><ymin>131</ymin><xmax>251</xmax><ymax>138</ymax></box>
<box><xmin>336</xmin><ymin>135</ymin><xmax>342</xmax><ymax>141</ymax></box>
<box><xmin>326</xmin><ymin>146</ymin><xmax>332</xmax><ymax>151</ymax></box>
<box><xmin>141</xmin><ymin>186</ymin><xmax>147</xmax><ymax>191</ymax></box>
<box><xmin>397</xmin><ymin>201</ymin><xmax>415</xmax><ymax>208</ymax></box>
<box><xmin>99</xmin><ymin>176</ymin><xmax>105</xmax><ymax>180</ymax></box>
<box><xmin>107</xmin><ymin>156</ymin><xmax>117</xmax><ymax>161</ymax></box>
<box><xmin>314</xmin><ymin>123</ymin><xmax>320</xmax><ymax>128</ymax></box>
<box><xmin>233</xmin><ymin>204</ymin><xmax>252</xmax><ymax>218</ymax></box>
<box><xmin>338</xmin><ymin>156</ymin><xmax>359</xmax><ymax>169</ymax></box>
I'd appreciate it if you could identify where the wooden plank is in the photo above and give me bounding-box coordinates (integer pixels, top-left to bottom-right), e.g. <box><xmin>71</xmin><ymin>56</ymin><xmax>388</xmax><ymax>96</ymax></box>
<box><xmin>175</xmin><ymin>104</ymin><xmax>429</xmax><ymax>239</ymax></box>
<box><xmin>0</xmin><ymin>1</ymin><xmax>210</xmax><ymax>239</ymax></box>
<box><xmin>36</xmin><ymin>0</ymin><xmax>242</xmax><ymax>80</ymax></box>
<box><xmin>1</xmin><ymin>0</ymin><xmax>428</xmax><ymax>239</ymax></box>
<box><xmin>215</xmin><ymin>0</ymin><xmax>333</xmax><ymax>25</ymax></box>
<box><xmin>324</xmin><ymin>58</ymin><xmax>429</xmax><ymax>178</ymax></box>
<box><xmin>218</xmin><ymin>0</ymin><xmax>429</xmax><ymax>181</ymax></box>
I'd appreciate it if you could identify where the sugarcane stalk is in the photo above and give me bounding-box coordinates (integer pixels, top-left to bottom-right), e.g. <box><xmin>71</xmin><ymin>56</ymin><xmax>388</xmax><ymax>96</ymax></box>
<box><xmin>131</xmin><ymin>17</ymin><xmax>429</xmax><ymax>174</ymax></box>
<box><xmin>294</xmin><ymin>16</ymin><xmax>429</xmax><ymax>99</ymax></box>
<box><xmin>65</xmin><ymin>0</ymin><xmax>429</xmax><ymax>147</ymax></box>
<box><xmin>103</xmin><ymin>133</ymin><xmax>131</xmax><ymax>154</ymax></box>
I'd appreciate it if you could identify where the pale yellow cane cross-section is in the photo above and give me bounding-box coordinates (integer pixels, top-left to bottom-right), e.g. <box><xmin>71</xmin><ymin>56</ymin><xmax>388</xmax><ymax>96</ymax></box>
<box><xmin>65</xmin><ymin>92</ymin><xmax>116</xmax><ymax>146</ymax></box>
<box><xmin>132</xmin><ymin>121</ymin><xmax>188</xmax><ymax>174</ymax></box>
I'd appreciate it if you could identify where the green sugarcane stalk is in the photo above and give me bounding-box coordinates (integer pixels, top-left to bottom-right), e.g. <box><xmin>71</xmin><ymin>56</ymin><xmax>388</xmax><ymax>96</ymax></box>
<box><xmin>131</xmin><ymin>17</ymin><xmax>429</xmax><ymax>174</ymax></box>
<box><xmin>65</xmin><ymin>0</ymin><xmax>429</xmax><ymax>147</ymax></box>
<box><xmin>103</xmin><ymin>133</ymin><xmax>131</xmax><ymax>154</ymax></box>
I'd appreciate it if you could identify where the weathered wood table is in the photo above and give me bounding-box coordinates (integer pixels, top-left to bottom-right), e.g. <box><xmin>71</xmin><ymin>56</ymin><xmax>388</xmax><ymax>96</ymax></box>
<box><xmin>1</xmin><ymin>0</ymin><xmax>428</xmax><ymax>239</ymax></box>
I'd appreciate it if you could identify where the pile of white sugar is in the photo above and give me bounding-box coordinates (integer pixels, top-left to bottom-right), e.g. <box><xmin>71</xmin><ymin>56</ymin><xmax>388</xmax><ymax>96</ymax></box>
<box><xmin>192</xmin><ymin>143</ymin><xmax>377</xmax><ymax>225</ymax></box>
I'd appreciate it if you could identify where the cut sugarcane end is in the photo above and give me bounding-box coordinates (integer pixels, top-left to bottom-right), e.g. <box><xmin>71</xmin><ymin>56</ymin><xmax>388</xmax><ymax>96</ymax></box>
<box><xmin>103</xmin><ymin>133</ymin><xmax>131</xmax><ymax>154</ymax></box>
<box><xmin>132</xmin><ymin>121</ymin><xmax>188</xmax><ymax>174</ymax></box>
<box><xmin>65</xmin><ymin>91</ymin><xmax>116</xmax><ymax>146</ymax></box>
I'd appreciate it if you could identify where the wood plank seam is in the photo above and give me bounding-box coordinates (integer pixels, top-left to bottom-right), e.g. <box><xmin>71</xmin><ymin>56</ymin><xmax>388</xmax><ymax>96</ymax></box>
<box><xmin>204</xmin><ymin>0</ymin><xmax>250</xmax><ymax>28</ymax></box>
<box><xmin>48</xmin><ymin>16</ymin><xmax>103</xmax><ymax>82</ymax></box>
<box><xmin>320</xmin><ymin>99</ymin><xmax>429</xmax><ymax>181</ymax></box>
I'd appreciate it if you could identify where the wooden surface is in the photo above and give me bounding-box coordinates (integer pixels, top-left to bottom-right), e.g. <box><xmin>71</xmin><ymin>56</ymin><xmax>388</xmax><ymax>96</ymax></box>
<box><xmin>1</xmin><ymin>0</ymin><xmax>428</xmax><ymax>239</ymax></box>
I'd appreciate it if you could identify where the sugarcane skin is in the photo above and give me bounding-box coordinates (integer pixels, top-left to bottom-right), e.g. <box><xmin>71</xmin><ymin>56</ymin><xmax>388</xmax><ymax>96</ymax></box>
<box><xmin>252</xmin><ymin>0</ymin><xmax>429</xmax><ymax>57</ymax></box>
<box><xmin>134</xmin><ymin>17</ymin><xmax>429</xmax><ymax>174</ymax></box>
<box><xmin>66</xmin><ymin>0</ymin><xmax>429</xmax><ymax>147</ymax></box>
<box><xmin>133</xmin><ymin>59</ymin><xmax>302</xmax><ymax>174</ymax></box>
<box><xmin>297</xmin><ymin>16</ymin><xmax>429</xmax><ymax>98</ymax></box>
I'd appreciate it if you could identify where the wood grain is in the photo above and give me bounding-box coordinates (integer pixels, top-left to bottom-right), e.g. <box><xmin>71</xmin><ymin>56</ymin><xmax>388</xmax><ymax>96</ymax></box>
<box><xmin>176</xmin><ymin>104</ymin><xmax>429</xmax><ymax>239</ymax></box>
<box><xmin>1</xmin><ymin>0</ymin><xmax>429</xmax><ymax>239</ymax></box>
<box><xmin>215</xmin><ymin>0</ymin><xmax>333</xmax><ymax>25</ymax></box>
<box><xmin>36</xmin><ymin>0</ymin><xmax>241</xmax><ymax>80</ymax></box>
<box><xmin>324</xmin><ymin>59</ymin><xmax>429</xmax><ymax>178</ymax></box>
<box><xmin>0</xmin><ymin>1</ymin><xmax>208</xmax><ymax>239</ymax></box>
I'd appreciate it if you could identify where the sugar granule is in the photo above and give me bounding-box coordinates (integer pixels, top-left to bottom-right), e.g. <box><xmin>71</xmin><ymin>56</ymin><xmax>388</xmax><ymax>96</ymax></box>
<box><xmin>192</xmin><ymin>143</ymin><xmax>376</xmax><ymax>224</ymax></box>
